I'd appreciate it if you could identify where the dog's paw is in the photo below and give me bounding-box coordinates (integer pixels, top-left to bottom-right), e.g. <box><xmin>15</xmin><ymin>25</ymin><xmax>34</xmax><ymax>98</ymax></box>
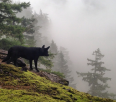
<box><xmin>29</xmin><ymin>68</ymin><xmax>33</xmax><ymax>71</ymax></box>
<box><xmin>36</xmin><ymin>69</ymin><xmax>39</xmax><ymax>72</ymax></box>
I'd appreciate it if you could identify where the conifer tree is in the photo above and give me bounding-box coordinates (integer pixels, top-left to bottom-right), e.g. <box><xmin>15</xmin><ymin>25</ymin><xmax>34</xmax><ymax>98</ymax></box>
<box><xmin>57</xmin><ymin>51</ymin><xmax>68</xmax><ymax>73</ymax></box>
<box><xmin>0</xmin><ymin>0</ymin><xmax>30</xmax><ymax>43</ymax></box>
<box><xmin>60</xmin><ymin>47</ymin><xmax>76</xmax><ymax>89</ymax></box>
<box><xmin>77</xmin><ymin>48</ymin><xmax>114</xmax><ymax>98</ymax></box>
<box><xmin>50</xmin><ymin>43</ymin><xmax>76</xmax><ymax>89</ymax></box>
<box><xmin>16</xmin><ymin>6</ymin><xmax>42</xmax><ymax>47</ymax></box>
<box><xmin>21</xmin><ymin>16</ymin><xmax>39</xmax><ymax>46</ymax></box>
<box><xmin>34</xmin><ymin>10</ymin><xmax>51</xmax><ymax>46</ymax></box>
<box><xmin>50</xmin><ymin>40</ymin><xmax>58</xmax><ymax>54</ymax></box>
<box><xmin>50</xmin><ymin>40</ymin><xmax>59</xmax><ymax>71</ymax></box>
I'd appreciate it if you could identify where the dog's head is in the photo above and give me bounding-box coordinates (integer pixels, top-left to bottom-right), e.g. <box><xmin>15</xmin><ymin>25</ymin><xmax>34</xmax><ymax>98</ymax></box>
<box><xmin>41</xmin><ymin>45</ymin><xmax>50</xmax><ymax>56</ymax></box>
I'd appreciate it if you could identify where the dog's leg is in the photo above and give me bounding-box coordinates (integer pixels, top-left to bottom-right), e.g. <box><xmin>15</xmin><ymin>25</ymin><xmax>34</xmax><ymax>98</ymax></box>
<box><xmin>29</xmin><ymin>60</ymin><xmax>33</xmax><ymax>71</ymax></box>
<box><xmin>13</xmin><ymin>58</ymin><xmax>18</xmax><ymax>66</ymax></box>
<box><xmin>6</xmin><ymin>58</ymin><xmax>12</xmax><ymax>64</ymax></box>
<box><xmin>34</xmin><ymin>59</ymin><xmax>39</xmax><ymax>72</ymax></box>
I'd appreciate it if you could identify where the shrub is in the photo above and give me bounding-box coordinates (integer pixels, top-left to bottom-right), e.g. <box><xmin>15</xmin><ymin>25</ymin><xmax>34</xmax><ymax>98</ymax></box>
<box><xmin>0</xmin><ymin>38</ymin><xmax>23</xmax><ymax>50</ymax></box>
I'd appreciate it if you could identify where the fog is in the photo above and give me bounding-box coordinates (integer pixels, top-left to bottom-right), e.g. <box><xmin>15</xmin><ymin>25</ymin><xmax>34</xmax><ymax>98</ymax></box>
<box><xmin>14</xmin><ymin>0</ymin><xmax>116</xmax><ymax>94</ymax></box>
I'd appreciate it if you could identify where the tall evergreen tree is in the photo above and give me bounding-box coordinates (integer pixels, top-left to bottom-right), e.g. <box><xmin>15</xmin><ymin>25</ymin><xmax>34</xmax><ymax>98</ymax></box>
<box><xmin>60</xmin><ymin>46</ymin><xmax>76</xmax><ymax>89</ymax></box>
<box><xmin>50</xmin><ymin>40</ymin><xmax>59</xmax><ymax>71</ymax></box>
<box><xmin>77</xmin><ymin>48</ymin><xmax>114</xmax><ymax>98</ymax></box>
<box><xmin>57</xmin><ymin>51</ymin><xmax>68</xmax><ymax>73</ymax></box>
<box><xmin>34</xmin><ymin>10</ymin><xmax>51</xmax><ymax>46</ymax></box>
<box><xmin>50</xmin><ymin>40</ymin><xmax>58</xmax><ymax>54</ymax></box>
<box><xmin>16</xmin><ymin>6</ymin><xmax>41</xmax><ymax>47</ymax></box>
<box><xmin>16</xmin><ymin>8</ymin><xmax>50</xmax><ymax>47</ymax></box>
<box><xmin>0</xmin><ymin>0</ymin><xmax>30</xmax><ymax>43</ymax></box>
<box><xmin>50</xmin><ymin>41</ymin><xmax>76</xmax><ymax>89</ymax></box>
<box><xmin>21</xmin><ymin>16</ymin><xmax>41</xmax><ymax>47</ymax></box>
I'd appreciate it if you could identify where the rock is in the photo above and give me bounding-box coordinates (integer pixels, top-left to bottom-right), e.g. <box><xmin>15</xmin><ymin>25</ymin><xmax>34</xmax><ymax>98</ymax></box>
<box><xmin>36</xmin><ymin>71</ymin><xmax>69</xmax><ymax>86</ymax></box>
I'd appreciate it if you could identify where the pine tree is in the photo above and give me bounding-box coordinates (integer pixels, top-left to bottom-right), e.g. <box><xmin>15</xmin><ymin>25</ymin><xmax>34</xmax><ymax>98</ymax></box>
<box><xmin>50</xmin><ymin>42</ymin><xmax>76</xmax><ymax>89</ymax></box>
<box><xmin>50</xmin><ymin>40</ymin><xmax>59</xmax><ymax>71</ymax></box>
<box><xmin>16</xmin><ymin>8</ymin><xmax>50</xmax><ymax>47</ymax></box>
<box><xmin>57</xmin><ymin>51</ymin><xmax>68</xmax><ymax>74</ymax></box>
<box><xmin>60</xmin><ymin>46</ymin><xmax>76</xmax><ymax>89</ymax></box>
<box><xmin>0</xmin><ymin>0</ymin><xmax>30</xmax><ymax>43</ymax></box>
<box><xmin>16</xmin><ymin>6</ymin><xmax>41</xmax><ymax>47</ymax></box>
<box><xmin>77</xmin><ymin>48</ymin><xmax>114</xmax><ymax>98</ymax></box>
<box><xmin>34</xmin><ymin>10</ymin><xmax>51</xmax><ymax>46</ymax></box>
<box><xmin>50</xmin><ymin>40</ymin><xmax>58</xmax><ymax>54</ymax></box>
<box><xmin>21</xmin><ymin>16</ymin><xmax>35</xmax><ymax>34</ymax></box>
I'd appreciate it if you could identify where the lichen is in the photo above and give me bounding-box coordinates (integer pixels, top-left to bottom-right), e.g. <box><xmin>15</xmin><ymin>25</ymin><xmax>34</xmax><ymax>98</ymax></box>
<box><xmin>0</xmin><ymin>64</ymin><xmax>115</xmax><ymax>102</ymax></box>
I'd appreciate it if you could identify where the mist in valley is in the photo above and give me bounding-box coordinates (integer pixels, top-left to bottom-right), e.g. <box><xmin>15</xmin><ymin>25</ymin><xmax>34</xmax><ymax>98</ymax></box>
<box><xmin>13</xmin><ymin>0</ymin><xmax>116</xmax><ymax>97</ymax></box>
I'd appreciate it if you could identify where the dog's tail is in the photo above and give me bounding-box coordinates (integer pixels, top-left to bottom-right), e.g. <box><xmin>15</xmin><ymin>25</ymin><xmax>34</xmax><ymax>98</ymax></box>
<box><xmin>2</xmin><ymin>55</ymin><xmax>10</xmax><ymax>62</ymax></box>
<box><xmin>2</xmin><ymin>48</ymin><xmax>12</xmax><ymax>62</ymax></box>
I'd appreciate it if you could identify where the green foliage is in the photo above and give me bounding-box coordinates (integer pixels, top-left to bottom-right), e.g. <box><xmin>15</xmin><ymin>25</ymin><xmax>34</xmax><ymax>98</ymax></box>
<box><xmin>21</xmin><ymin>16</ymin><xmax>35</xmax><ymax>34</ymax></box>
<box><xmin>18</xmin><ymin>11</ymin><xmax>42</xmax><ymax>46</ymax></box>
<box><xmin>0</xmin><ymin>38</ymin><xmax>23</xmax><ymax>50</ymax></box>
<box><xmin>38</xmin><ymin>52</ymin><xmax>54</xmax><ymax>69</ymax></box>
<box><xmin>24</xmin><ymin>35</ymin><xmax>36</xmax><ymax>47</ymax></box>
<box><xmin>0</xmin><ymin>0</ymin><xmax>30</xmax><ymax>42</ymax></box>
<box><xmin>21</xmin><ymin>16</ymin><xmax>36</xmax><ymax>46</ymax></box>
<box><xmin>0</xmin><ymin>64</ymin><xmax>115</xmax><ymax>102</ymax></box>
<box><xmin>50</xmin><ymin>40</ymin><xmax>76</xmax><ymax>89</ymax></box>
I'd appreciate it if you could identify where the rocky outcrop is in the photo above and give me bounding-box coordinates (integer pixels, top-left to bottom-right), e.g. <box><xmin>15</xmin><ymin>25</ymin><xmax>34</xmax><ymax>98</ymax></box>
<box><xmin>36</xmin><ymin>71</ymin><xmax>69</xmax><ymax>86</ymax></box>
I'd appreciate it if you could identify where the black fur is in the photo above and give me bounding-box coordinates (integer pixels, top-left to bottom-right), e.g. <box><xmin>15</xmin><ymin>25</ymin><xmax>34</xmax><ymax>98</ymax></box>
<box><xmin>2</xmin><ymin>45</ymin><xmax>50</xmax><ymax>72</ymax></box>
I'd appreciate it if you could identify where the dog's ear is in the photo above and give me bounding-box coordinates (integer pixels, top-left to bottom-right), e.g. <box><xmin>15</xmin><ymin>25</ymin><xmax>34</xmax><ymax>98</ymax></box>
<box><xmin>42</xmin><ymin>45</ymin><xmax>45</xmax><ymax>48</ymax></box>
<box><xmin>46</xmin><ymin>46</ymin><xmax>50</xmax><ymax>50</ymax></box>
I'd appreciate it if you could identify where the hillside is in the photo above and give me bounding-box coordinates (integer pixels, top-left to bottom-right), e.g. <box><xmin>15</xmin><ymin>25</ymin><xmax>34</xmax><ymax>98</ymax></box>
<box><xmin>0</xmin><ymin>64</ymin><xmax>115</xmax><ymax>102</ymax></box>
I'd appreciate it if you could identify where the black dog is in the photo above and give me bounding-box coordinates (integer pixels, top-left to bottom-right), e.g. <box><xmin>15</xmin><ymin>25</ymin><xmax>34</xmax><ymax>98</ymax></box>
<box><xmin>2</xmin><ymin>45</ymin><xmax>50</xmax><ymax>72</ymax></box>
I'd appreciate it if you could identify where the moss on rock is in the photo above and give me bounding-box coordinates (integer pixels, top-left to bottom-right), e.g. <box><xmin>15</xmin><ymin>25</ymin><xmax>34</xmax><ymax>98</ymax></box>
<box><xmin>0</xmin><ymin>64</ymin><xmax>115</xmax><ymax>102</ymax></box>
